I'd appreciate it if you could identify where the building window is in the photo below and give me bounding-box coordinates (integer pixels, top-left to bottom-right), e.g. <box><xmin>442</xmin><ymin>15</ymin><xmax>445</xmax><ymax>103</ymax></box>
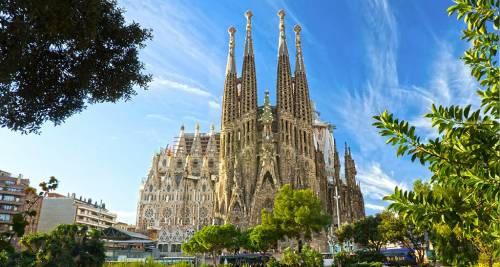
<box><xmin>171</xmin><ymin>244</ymin><xmax>182</xmax><ymax>253</ymax></box>
<box><xmin>0</xmin><ymin>205</ymin><xmax>16</xmax><ymax>211</ymax></box>
<box><xmin>0</xmin><ymin>214</ymin><xmax>11</xmax><ymax>222</ymax></box>
<box><xmin>0</xmin><ymin>195</ymin><xmax>15</xmax><ymax>201</ymax></box>
<box><xmin>4</xmin><ymin>181</ymin><xmax>14</xmax><ymax>185</ymax></box>
<box><xmin>208</xmin><ymin>159</ymin><xmax>214</xmax><ymax>168</ymax></box>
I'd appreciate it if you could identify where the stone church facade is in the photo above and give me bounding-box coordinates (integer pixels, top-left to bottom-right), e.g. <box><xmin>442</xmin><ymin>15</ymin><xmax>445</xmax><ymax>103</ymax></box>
<box><xmin>136</xmin><ymin>10</ymin><xmax>364</xmax><ymax>255</ymax></box>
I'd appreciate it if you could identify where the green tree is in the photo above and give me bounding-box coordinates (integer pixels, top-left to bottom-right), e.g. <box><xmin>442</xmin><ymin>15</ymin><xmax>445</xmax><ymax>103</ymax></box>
<box><xmin>275</xmin><ymin>245</ymin><xmax>323</xmax><ymax>267</ymax></box>
<box><xmin>264</xmin><ymin>184</ymin><xmax>331</xmax><ymax>250</ymax></box>
<box><xmin>0</xmin><ymin>177</ymin><xmax>58</xmax><ymax>257</ymax></box>
<box><xmin>0</xmin><ymin>0</ymin><xmax>152</xmax><ymax>133</ymax></box>
<box><xmin>18</xmin><ymin>224</ymin><xmax>105</xmax><ymax>267</ymax></box>
<box><xmin>379</xmin><ymin>210</ymin><xmax>426</xmax><ymax>264</ymax></box>
<box><xmin>182</xmin><ymin>224</ymin><xmax>240</xmax><ymax>266</ymax></box>
<box><xmin>247</xmin><ymin>224</ymin><xmax>280</xmax><ymax>253</ymax></box>
<box><xmin>336</xmin><ymin>215</ymin><xmax>385</xmax><ymax>252</ymax></box>
<box><xmin>352</xmin><ymin>215</ymin><xmax>384</xmax><ymax>252</ymax></box>
<box><xmin>336</xmin><ymin>223</ymin><xmax>353</xmax><ymax>246</ymax></box>
<box><xmin>373</xmin><ymin>0</ymin><xmax>499</xmax><ymax>265</ymax></box>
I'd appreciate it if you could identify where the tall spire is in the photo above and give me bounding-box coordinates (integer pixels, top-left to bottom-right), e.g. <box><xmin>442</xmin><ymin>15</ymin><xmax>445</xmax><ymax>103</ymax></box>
<box><xmin>244</xmin><ymin>11</ymin><xmax>254</xmax><ymax>56</ymax></box>
<box><xmin>276</xmin><ymin>9</ymin><xmax>293</xmax><ymax>114</ymax></box>
<box><xmin>226</xmin><ymin>27</ymin><xmax>237</xmax><ymax>75</ymax></box>
<box><xmin>222</xmin><ymin>27</ymin><xmax>239</xmax><ymax>124</ymax></box>
<box><xmin>293</xmin><ymin>24</ymin><xmax>312</xmax><ymax>123</ymax></box>
<box><xmin>294</xmin><ymin>25</ymin><xmax>305</xmax><ymax>73</ymax></box>
<box><xmin>241</xmin><ymin>11</ymin><xmax>257</xmax><ymax>115</ymax></box>
<box><xmin>278</xmin><ymin>10</ymin><xmax>288</xmax><ymax>56</ymax></box>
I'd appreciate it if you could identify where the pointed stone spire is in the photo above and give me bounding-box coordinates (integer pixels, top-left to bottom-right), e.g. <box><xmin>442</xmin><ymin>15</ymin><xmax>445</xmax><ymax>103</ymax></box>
<box><xmin>241</xmin><ymin>11</ymin><xmax>257</xmax><ymax>115</ymax></box>
<box><xmin>244</xmin><ymin>10</ymin><xmax>253</xmax><ymax>56</ymax></box>
<box><xmin>226</xmin><ymin>27</ymin><xmax>237</xmax><ymax>75</ymax></box>
<box><xmin>294</xmin><ymin>25</ymin><xmax>305</xmax><ymax>73</ymax></box>
<box><xmin>195</xmin><ymin>123</ymin><xmax>200</xmax><ymax>136</ymax></box>
<box><xmin>276</xmin><ymin>10</ymin><xmax>293</xmax><ymax>114</ymax></box>
<box><xmin>210</xmin><ymin>123</ymin><xmax>215</xmax><ymax>134</ymax></box>
<box><xmin>293</xmin><ymin>24</ymin><xmax>312</xmax><ymax>123</ymax></box>
<box><xmin>344</xmin><ymin>142</ymin><xmax>356</xmax><ymax>185</ymax></box>
<box><xmin>222</xmin><ymin>26</ymin><xmax>239</xmax><ymax>124</ymax></box>
<box><xmin>278</xmin><ymin>10</ymin><xmax>288</xmax><ymax>56</ymax></box>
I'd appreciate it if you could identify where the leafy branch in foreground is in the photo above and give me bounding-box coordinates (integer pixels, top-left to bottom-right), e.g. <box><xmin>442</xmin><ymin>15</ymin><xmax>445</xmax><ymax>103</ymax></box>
<box><xmin>373</xmin><ymin>0</ymin><xmax>499</xmax><ymax>265</ymax></box>
<box><xmin>0</xmin><ymin>0</ymin><xmax>152</xmax><ymax>133</ymax></box>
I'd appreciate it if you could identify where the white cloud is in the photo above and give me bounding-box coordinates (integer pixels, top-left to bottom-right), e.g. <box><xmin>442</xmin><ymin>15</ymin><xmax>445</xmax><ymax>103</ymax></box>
<box><xmin>151</xmin><ymin>77</ymin><xmax>213</xmax><ymax>98</ymax></box>
<box><xmin>114</xmin><ymin>210</ymin><xmax>136</xmax><ymax>225</ymax></box>
<box><xmin>145</xmin><ymin>113</ymin><xmax>173</xmax><ymax>122</ymax></box>
<box><xmin>357</xmin><ymin>162</ymin><xmax>408</xmax><ymax>200</ymax></box>
<box><xmin>365</xmin><ymin>203</ymin><xmax>386</xmax><ymax>211</ymax></box>
<box><xmin>121</xmin><ymin>1</ymin><xmax>224</xmax><ymax>80</ymax></box>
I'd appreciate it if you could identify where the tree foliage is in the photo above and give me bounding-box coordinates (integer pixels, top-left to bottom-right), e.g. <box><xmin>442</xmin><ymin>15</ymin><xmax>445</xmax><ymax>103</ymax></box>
<box><xmin>378</xmin><ymin>210</ymin><xmax>426</xmax><ymax>264</ymax></box>
<box><xmin>0</xmin><ymin>176</ymin><xmax>58</xmax><ymax>253</ymax></box>
<box><xmin>182</xmin><ymin>224</ymin><xmax>240</xmax><ymax>266</ymax></box>
<box><xmin>2</xmin><ymin>224</ymin><xmax>104</xmax><ymax>267</ymax></box>
<box><xmin>263</xmin><ymin>184</ymin><xmax>331</xmax><ymax>244</ymax></box>
<box><xmin>373</xmin><ymin>0</ymin><xmax>499</xmax><ymax>264</ymax></box>
<box><xmin>247</xmin><ymin>224</ymin><xmax>280</xmax><ymax>253</ymax></box>
<box><xmin>336</xmin><ymin>215</ymin><xmax>384</xmax><ymax>252</ymax></box>
<box><xmin>267</xmin><ymin>245</ymin><xmax>323</xmax><ymax>267</ymax></box>
<box><xmin>0</xmin><ymin>0</ymin><xmax>152</xmax><ymax>133</ymax></box>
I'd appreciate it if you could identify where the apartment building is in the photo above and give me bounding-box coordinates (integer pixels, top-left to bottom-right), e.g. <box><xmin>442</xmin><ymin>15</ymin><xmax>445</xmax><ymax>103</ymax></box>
<box><xmin>38</xmin><ymin>193</ymin><xmax>116</xmax><ymax>232</ymax></box>
<box><xmin>0</xmin><ymin>170</ymin><xmax>38</xmax><ymax>233</ymax></box>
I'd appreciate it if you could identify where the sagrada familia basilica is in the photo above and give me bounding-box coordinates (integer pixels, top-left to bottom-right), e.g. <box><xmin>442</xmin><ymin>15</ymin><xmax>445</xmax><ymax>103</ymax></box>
<box><xmin>136</xmin><ymin>10</ymin><xmax>364</xmax><ymax>254</ymax></box>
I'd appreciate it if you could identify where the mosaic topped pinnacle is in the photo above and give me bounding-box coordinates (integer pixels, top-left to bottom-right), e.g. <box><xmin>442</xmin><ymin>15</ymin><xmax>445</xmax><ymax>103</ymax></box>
<box><xmin>294</xmin><ymin>24</ymin><xmax>305</xmax><ymax>72</ymax></box>
<box><xmin>244</xmin><ymin>11</ymin><xmax>254</xmax><ymax>56</ymax></box>
<box><xmin>226</xmin><ymin>26</ymin><xmax>237</xmax><ymax>75</ymax></box>
<box><xmin>245</xmin><ymin>10</ymin><xmax>253</xmax><ymax>30</ymax></box>
<box><xmin>277</xmin><ymin>10</ymin><xmax>288</xmax><ymax>56</ymax></box>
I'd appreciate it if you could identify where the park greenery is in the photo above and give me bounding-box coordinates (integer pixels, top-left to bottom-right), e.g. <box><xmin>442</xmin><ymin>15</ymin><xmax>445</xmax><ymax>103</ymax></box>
<box><xmin>335</xmin><ymin>210</ymin><xmax>420</xmax><ymax>266</ymax></box>
<box><xmin>0</xmin><ymin>0</ymin><xmax>152</xmax><ymax>133</ymax></box>
<box><xmin>182</xmin><ymin>184</ymin><xmax>330</xmax><ymax>266</ymax></box>
<box><xmin>0</xmin><ymin>177</ymin><xmax>107</xmax><ymax>267</ymax></box>
<box><xmin>373</xmin><ymin>0</ymin><xmax>499</xmax><ymax>266</ymax></box>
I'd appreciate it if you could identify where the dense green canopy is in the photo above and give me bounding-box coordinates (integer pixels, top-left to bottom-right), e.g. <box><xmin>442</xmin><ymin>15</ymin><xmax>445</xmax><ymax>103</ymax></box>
<box><xmin>0</xmin><ymin>0</ymin><xmax>152</xmax><ymax>133</ymax></box>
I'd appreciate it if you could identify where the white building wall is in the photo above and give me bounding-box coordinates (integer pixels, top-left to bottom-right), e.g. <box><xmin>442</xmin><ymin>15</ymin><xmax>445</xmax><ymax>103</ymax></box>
<box><xmin>37</xmin><ymin>198</ymin><xmax>76</xmax><ymax>232</ymax></box>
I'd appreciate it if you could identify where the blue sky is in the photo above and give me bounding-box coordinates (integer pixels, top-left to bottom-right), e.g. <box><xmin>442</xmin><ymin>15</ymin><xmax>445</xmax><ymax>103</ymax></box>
<box><xmin>0</xmin><ymin>0</ymin><xmax>476</xmax><ymax>224</ymax></box>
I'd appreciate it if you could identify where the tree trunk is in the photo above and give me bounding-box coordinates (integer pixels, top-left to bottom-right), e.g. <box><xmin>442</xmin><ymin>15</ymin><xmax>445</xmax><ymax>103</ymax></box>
<box><xmin>212</xmin><ymin>251</ymin><xmax>217</xmax><ymax>267</ymax></box>
<box><xmin>298</xmin><ymin>239</ymin><xmax>303</xmax><ymax>253</ymax></box>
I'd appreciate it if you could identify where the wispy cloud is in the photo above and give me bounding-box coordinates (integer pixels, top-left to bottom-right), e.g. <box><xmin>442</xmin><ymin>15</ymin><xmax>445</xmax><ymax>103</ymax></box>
<box><xmin>357</xmin><ymin>162</ymin><xmax>408</xmax><ymax>200</ymax></box>
<box><xmin>365</xmin><ymin>203</ymin><xmax>386</xmax><ymax>211</ymax></box>
<box><xmin>151</xmin><ymin>77</ymin><xmax>213</xmax><ymax>98</ymax></box>
<box><xmin>145</xmin><ymin>113</ymin><xmax>173</xmax><ymax>122</ymax></box>
<box><xmin>121</xmin><ymin>0</ymin><xmax>224</xmax><ymax>82</ymax></box>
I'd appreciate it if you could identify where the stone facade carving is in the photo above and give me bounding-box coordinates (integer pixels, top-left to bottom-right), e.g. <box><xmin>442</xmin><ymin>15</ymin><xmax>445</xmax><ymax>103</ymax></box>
<box><xmin>136</xmin><ymin>10</ymin><xmax>365</xmax><ymax>254</ymax></box>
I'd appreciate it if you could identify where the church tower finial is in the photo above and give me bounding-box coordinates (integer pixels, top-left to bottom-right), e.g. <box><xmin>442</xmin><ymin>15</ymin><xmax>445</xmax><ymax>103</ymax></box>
<box><xmin>277</xmin><ymin>10</ymin><xmax>288</xmax><ymax>56</ymax></box>
<box><xmin>226</xmin><ymin>27</ymin><xmax>237</xmax><ymax>75</ymax></box>
<box><xmin>294</xmin><ymin>25</ymin><xmax>305</xmax><ymax>73</ymax></box>
<box><xmin>244</xmin><ymin>11</ymin><xmax>253</xmax><ymax>56</ymax></box>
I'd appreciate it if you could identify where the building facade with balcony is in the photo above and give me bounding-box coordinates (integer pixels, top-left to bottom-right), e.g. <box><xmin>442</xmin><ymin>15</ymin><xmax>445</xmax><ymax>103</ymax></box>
<box><xmin>37</xmin><ymin>193</ymin><xmax>117</xmax><ymax>232</ymax></box>
<box><xmin>0</xmin><ymin>170</ymin><xmax>39</xmax><ymax>234</ymax></box>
